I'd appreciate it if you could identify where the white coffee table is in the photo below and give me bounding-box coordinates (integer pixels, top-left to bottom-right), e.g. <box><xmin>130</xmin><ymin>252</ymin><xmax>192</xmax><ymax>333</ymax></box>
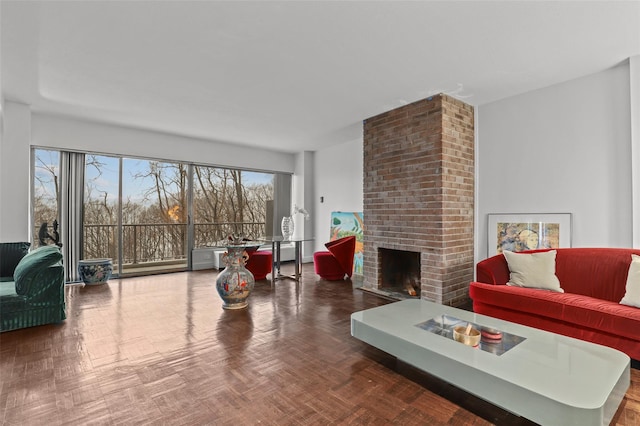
<box><xmin>351</xmin><ymin>299</ymin><xmax>630</xmax><ymax>426</ymax></box>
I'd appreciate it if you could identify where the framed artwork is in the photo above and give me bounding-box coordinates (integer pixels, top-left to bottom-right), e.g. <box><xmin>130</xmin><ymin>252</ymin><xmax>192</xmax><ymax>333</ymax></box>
<box><xmin>330</xmin><ymin>211</ymin><xmax>364</xmax><ymax>275</ymax></box>
<box><xmin>487</xmin><ymin>213</ymin><xmax>572</xmax><ymax>255</ymax></box>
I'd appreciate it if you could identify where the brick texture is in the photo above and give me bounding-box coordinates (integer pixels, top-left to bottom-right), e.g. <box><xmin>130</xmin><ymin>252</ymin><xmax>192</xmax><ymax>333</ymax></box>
<box><xmin>363</xmin><ymin>94</ymin><xmax>474</xmax><ymax>307</ymax></box>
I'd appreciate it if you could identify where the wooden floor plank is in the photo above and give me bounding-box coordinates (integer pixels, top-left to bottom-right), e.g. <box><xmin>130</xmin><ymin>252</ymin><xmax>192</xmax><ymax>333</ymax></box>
<box><xmin>0</xmin><ymin>263</ymin><xmax>638</xmax><ymax>425</ymax></box>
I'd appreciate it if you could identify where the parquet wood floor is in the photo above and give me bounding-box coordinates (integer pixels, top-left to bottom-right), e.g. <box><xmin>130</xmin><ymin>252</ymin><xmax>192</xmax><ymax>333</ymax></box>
<box><xmin>1</xmin><ymin>263</ymin><xmax>638</xmax><ymax>425</ymax></box>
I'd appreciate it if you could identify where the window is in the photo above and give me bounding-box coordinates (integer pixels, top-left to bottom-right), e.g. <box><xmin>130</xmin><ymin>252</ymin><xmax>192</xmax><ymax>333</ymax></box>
<box><xmin>32</xmin><ymin>148</ymin><xmax>286</xmax><ymax>279</ymax></box>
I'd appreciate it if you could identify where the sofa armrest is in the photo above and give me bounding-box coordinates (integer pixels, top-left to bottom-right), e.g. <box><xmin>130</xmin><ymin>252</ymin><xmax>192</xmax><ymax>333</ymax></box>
<box><xmin>476</xmin><ymin>253</ymin><xmax>510</xmax><ymax>285</ymax></box>
<box><xmin>24</xmin><ymin>263</ymin><xmax>64</xmax><ymax>304</ymax></box>
<box><xmin>14</xmin><ymin>246</ymin><xmax>63</xmax><ymax>296</ymax></box>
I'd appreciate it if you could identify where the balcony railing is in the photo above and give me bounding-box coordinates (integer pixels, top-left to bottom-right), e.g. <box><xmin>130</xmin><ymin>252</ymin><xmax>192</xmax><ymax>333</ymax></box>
<box><xmin>37</xmin><ymin>222</ymin><xmax>266</xmax><ymax>274</ymax></box>
<box><xmin>82</xmin><ymin>222</ymin><xmax>266</xmax><ymax>262</ymax></box>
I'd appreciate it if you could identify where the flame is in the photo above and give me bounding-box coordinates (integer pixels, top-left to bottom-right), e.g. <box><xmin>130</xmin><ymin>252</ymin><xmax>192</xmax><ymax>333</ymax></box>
<box><xmin>167</xmin><ymin>205</ymin><xmax>180</xmax><ymax>221</ymax></box>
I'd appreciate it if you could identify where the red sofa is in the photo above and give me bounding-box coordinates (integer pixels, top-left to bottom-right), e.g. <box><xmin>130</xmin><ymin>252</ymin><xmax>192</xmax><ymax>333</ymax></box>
<box><xmin>469</xmin><ymin>248</ymin><xmax>640</xmax><ymax>360</ymax></box>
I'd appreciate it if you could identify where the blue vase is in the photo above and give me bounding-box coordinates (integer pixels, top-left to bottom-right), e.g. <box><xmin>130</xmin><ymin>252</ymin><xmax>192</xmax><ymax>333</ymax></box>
<box><xmin>78</xmin><ymin>258</ymin><xmax>113</xmax><ymax>285</ymax></box>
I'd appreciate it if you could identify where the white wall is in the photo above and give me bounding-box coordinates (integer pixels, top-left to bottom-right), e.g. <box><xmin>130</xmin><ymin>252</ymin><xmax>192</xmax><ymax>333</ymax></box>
<box><xmin>32</xmin><ymin>113</ymin><xmax>295</xmax><ymax>173</ymax></box>
<box><xmin>309</xmin><ymin>62</ymin><xmax>636</xmax><ymax>267</ymax></box>
<box><xmin>0</xmin><ymin>108</ymin><xmax>297</xmax><ymax>241</ymax></box>
<box><xmin>630</xmin><ymin>55</ymin><xmax>640</xmax><ymax>248</ymax></box>
<box><xmin>0</xmin><ymin>102</ymin><xmax>31</xmax><ymax>241</ymax></box>
<box><xmin>477</xmin><ymin>62</ymin><xmax>633</xmax><ymax>259</ymax></box>
<box><xmin>313</xmin><ymin>135</ymin><xmax>363</xmax><ymax>253</ymax></box>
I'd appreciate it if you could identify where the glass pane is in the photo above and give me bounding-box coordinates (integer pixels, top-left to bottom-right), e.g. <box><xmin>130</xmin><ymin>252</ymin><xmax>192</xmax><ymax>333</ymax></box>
<box><xmin>83</xmin><ymin>154</ymin><xmax>119</xmax><ymax>270</ymax></box>
<box><xmin>121</xmin><ymin>159</ymin><xmax>188</xmax><ymax>274</ymax></box>
<box><xmin>192</xmin><ymin>167</ymin><xmax>274</xmax><ymax>246</ymax></box>
<box><xmin>32</xmin><ymin>149</ymin><xmax>60</xmax><ymax>247</ymax></box>
<box><xmin>241</xmin><ymin>171</ymin><xmax>274</xmax><ymax>239</ymax></box>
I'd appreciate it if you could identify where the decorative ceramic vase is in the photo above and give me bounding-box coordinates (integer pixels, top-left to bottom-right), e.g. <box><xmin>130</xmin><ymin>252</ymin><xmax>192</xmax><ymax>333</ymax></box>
<box><xmin>281</xmin><ymin>216</ymin><xmax>294</xmax><ymax>240</ymax></box>
<box><xmin>215</xmin><ymin>246</ymin><xmax>255</xmax><ymax>310</ymax></box>
<box><xmin>78</xmin><ymin>258</ymin><xmax>113</xmax><ymax>285</ymax></box>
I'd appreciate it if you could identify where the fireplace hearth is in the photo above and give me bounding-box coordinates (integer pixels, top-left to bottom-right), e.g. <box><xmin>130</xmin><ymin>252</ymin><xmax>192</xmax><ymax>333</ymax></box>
<box><xmin>379</xmin><ymin>248</ymin><xmax>420</xmax><ymax>298</ymax></box>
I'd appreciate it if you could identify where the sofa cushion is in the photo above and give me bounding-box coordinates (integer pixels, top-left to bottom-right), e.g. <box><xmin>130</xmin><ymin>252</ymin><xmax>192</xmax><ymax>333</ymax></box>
<box><xmin>0</xmin><ymin>280</ymin><xmax>27</xmax><ymax>315</ymax></box>
<box><xmin>560</xmin><ymin>294</ymin><xmax>640</xmax><ymax>342</ymax></box>
<box><xmin>0</xmin><ymin>242</ymin><xmax>31</xmax><ymax>278</ymax></box>
<box><xmin>0</xmin><ymin>281</ymin><xmax>18</xmax><ymax>298</ymax></box>
<box><xmin>552</xmin><ymin>248</ymin><xmax>640</xmax><ymax>301</ymax></box>
<box><xmin>620</xmin><ymin>254</ymin><xmax>640</xmax><ymax>308</ymax></box>
<box><xmin>13</xmin><ymin>245</ymin><xmax>63</xmax><ymax>296</ymax></box>
<box><xmin>470</xmin><ymin>282</ymin><xmax>567</xmax><ymax>319</ymax></box>
<box><xmin>470</xmin><ymin>281</ymin><xmax>640</xmax><ymax>343</ymax></box>
<box><xmin>503</xmin><ymin>249</ymin><xmax>563</xmax><ymax>292</ymax></box>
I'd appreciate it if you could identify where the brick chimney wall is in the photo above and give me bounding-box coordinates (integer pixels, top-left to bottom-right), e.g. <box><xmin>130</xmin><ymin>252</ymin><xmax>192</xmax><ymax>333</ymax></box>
<box><xmin>363</xmin><ymin>94</ymin><xmax>474</xmax><ymax>307</ymax></box>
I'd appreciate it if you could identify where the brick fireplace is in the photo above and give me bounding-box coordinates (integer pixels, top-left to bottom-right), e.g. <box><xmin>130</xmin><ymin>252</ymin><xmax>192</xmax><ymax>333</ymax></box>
<box><xmin>363</xmin><ymin>94</ymin><xmax>474</xmax><ymax>307</ymax></box>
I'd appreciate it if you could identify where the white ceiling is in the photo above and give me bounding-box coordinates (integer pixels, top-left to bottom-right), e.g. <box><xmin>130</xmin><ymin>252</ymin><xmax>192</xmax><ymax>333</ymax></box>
<box><xmin>2</xmin><ymin>1</ymin><xmax>639</xmax><ymax>154</ymax></box>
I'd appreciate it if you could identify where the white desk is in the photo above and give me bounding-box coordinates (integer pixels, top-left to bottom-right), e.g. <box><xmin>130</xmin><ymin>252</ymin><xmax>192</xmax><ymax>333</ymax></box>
<box><xmin>260</xmin><ymin>237</ymin><xmax>313</xmax><ymax>282</ymax></box>
<box><xmin>351</xmin><ymin>299</ymin><xmax>630</xmax><ymax>426</ymax></box>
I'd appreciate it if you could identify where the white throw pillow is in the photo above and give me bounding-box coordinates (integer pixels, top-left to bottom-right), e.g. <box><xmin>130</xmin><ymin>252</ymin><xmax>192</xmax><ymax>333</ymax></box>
<box><xmin>620</xmin><ymin>254</ymin><xmax>640</xmax><ymax>308</ymax></box>
<box><xmin>503</xmin><ymin>250</ymin><xmax>563</xmax><ymax>292</ymax></box>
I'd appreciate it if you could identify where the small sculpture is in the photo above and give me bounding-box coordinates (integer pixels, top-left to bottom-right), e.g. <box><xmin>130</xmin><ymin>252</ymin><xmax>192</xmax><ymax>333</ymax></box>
<box><xmin>38</xmin><ymin>220</ymin><xmax>62</xmax><ymax>247</ymax></box>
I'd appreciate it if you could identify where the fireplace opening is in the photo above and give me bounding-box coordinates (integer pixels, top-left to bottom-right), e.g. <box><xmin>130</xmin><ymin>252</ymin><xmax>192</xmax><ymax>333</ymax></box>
<box><xmin>379</xmin><ymin>248</ymin><xmax>421</xmax><ymax>298</ymax></box>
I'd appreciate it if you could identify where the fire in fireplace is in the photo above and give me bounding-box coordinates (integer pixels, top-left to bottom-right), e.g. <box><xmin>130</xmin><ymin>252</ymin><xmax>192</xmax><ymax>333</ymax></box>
<box><xmin>379</xmin><ymin>248</ymin><xmax>421</xmax><ymax>298</ymax></box>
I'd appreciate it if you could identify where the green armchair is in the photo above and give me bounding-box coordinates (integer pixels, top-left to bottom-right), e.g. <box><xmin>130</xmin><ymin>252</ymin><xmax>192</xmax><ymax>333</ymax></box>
<box><xmin>0</xmin><ymin>243</ymin><xmax>66</xmax><ymax>332</ymax></box>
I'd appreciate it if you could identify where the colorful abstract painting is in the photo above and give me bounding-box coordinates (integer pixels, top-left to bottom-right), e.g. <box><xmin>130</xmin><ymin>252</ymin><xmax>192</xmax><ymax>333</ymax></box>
<box><xmin>330</xmin><ymin>211</ymin><xmax>364</xmax><ymax>275</ymax></box>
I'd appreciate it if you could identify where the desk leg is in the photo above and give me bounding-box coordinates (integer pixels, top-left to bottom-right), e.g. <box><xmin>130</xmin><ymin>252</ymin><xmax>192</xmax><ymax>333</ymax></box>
<box><xmin>272</xmin><ymin>241</ymin><xmax>281</xmax><ymax>280</ymax></box>
<box><xmin>294</xmin><ymin>241</ymin><xmax>301</xmax><ymax>279</ymax></box>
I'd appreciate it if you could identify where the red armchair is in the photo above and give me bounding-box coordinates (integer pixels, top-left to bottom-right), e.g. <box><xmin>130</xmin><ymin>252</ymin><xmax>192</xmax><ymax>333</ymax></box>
<box><xmin>313</xmin><ymin>236</ymin><xmax>356</xmax><ymax>280</ymax></box>
<box><xmin>245</xmin><ymin>249</ymin><xmax>273</xmax><ymax>280</ymax></box>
